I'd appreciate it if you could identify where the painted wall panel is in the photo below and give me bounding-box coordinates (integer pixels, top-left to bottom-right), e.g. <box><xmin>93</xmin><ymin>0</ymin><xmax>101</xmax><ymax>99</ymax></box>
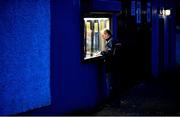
<box><xmin>151</xmin><ymin>0</ymin><xmax>159</xmax><ymax>77</ymax></box>
<box><xmin>0</xmin><ymin>0</ymin><xmax>50</xmax><ymax>115</ymax></box>
<box><xmin>50</xmin><ymin>0</ymin><xmax>105</xmax><ymax>115</ymax></box>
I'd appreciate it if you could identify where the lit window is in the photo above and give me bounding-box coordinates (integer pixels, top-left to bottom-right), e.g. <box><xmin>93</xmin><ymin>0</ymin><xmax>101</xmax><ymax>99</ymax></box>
<box><xmin>84</xmin><ymin>18</ymin><xmax>110</xmax><ymax>60</ymax></box>
<box><xmin>160</xmin><ymin>9</ymin><xmax>171</xmax><ymax>16</ymax></box>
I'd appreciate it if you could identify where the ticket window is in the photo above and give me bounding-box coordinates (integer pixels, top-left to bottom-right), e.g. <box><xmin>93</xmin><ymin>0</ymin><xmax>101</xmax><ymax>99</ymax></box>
<box><xmin>84</xmin><ymin>18</ymin><xmax>110</xmax><ymax>60</ymax></box>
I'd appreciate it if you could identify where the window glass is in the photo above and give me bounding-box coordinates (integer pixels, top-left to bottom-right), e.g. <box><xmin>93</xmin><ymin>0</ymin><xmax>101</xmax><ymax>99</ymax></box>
<box><xmin>84</xmin><ymin>18</ymin><xmax>110</xmax><ymax>60</ymax></box>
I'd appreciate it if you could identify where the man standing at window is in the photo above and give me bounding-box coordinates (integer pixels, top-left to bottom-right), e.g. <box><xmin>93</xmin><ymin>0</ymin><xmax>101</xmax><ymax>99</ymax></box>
<box><xmin>101</xmin><ymin>29</ymin><xmax>114</xmax><ymax>97</ymax></box>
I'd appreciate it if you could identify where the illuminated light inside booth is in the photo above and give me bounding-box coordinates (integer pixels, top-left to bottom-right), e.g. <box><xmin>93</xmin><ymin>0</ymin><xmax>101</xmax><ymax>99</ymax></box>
<box><xmin>159</xmin><ymin>9</ymin><xmax>171</xmax><ymax>17</ymax></box>
<box><xmin>84</xmin><ymin>18</ymin><xmax>110</xmax><ymax>60</ymax></box>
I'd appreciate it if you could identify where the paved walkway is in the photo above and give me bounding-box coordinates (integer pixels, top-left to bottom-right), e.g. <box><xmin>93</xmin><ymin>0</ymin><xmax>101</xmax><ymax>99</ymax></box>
<box><xmin>93</xmin><ymin>69</ymin><xmax>180</xmax><ymax>116</ymax></box>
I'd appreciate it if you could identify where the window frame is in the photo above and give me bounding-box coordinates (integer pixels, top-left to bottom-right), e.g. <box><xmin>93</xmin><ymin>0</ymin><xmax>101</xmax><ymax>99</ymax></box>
<box><xmin>82</xmin><ymin>13</ymin><xmax>112</xmax><ymax>62</ymax></box>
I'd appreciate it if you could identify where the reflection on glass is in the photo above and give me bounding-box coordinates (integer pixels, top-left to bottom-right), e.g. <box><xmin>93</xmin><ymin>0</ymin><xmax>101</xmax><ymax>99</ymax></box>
<box><xmin>84</xmin><ymin>18</ymin><xmax>110</xmax><ymax>60</ymax></box>
<box><xmin>94</xmin><ymin>21</ymin><xmax>99</xmax><ymax>53</ymax></box>
<box><xmin>85</xmin><ymin>21</ymin><xmax>92</xmax><ymax>57</ymax></box>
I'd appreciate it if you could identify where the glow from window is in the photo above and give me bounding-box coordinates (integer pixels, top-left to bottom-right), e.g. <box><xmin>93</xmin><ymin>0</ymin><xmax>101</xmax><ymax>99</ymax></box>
<box><xmin>83</xmin><ymin>18</ymin><xmax>110</xmax><ymax>60</ymax></box>
<box><xmin>165</xmin><ymin>9</ymin><xmax>171</xmax><ymax>16</ymax></box>
<box><xmin>160</xmin><ymin>9</ymin><xmax>171</xmax><ymax>16</ymax></box>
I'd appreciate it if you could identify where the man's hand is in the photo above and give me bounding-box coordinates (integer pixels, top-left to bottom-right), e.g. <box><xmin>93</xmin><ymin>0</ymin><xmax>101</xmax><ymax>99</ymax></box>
<box><xmin>95</xmin><ymin>51</ymin><xmax>102</xmax><ymax>56</ymax></box>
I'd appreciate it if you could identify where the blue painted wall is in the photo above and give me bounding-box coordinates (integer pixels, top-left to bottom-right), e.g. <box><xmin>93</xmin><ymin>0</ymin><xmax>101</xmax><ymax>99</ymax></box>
<box><xmin>151</xmin><ymin>0</ymin><xmax>159</xmax><ymax>77</ymax></box>
<box><xmin>176</xmin><ymin>33</ymin><xmax>180</xmax><ymax>64</ymax></box>
<box><xmin>164</xmin><ymin>17</ymin><xmax>169</xmax><ymax>69</ymax></box>
<box><xmin>92</xmin><ymin>0</ymin><xmax>121</xmax><ymax>11</ymax></box>
<box><xmin>0</xmin><ymin>0</ymin><xmax>51</xmax><ymax>115</ymax></box>
<box><xmin>50</xmin><ymin>0</ymin><xmax>105</xmax><ymax>115</ymax></box>
<box><xmin>169</xmin><ymin>1</ymin><xmax>176</xmax><ymax>68</ymax></box>
<box><xmin>151</xmin><ymin>0</ymin><xmax>176</xmax><ymax>76</ymax></box>
<box><xmin>160</xmin><ymin>1</ymin><xmax>176</xmax><ymax>70</ymax></box>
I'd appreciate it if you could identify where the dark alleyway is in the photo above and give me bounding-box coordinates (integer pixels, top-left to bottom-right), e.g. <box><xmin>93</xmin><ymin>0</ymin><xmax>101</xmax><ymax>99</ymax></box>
<box><xmin>68</xmin><ymin>66</ymin><xmax>180</xmax><ymax>116</ymax></box>
<box><xmin>91</xmin><ymin>67</ymin><xmax>180</xmax><ymax>116</ymax></box>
